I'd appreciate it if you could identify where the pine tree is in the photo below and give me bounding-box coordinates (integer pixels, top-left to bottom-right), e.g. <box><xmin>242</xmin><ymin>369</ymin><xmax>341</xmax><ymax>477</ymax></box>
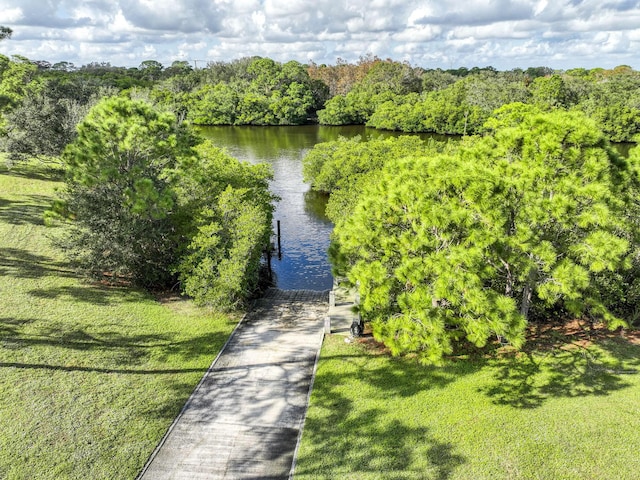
<box><xmin>331</xmin><ymin>106</ymin><xmax>637</xmax><ymax>364</ymax></box>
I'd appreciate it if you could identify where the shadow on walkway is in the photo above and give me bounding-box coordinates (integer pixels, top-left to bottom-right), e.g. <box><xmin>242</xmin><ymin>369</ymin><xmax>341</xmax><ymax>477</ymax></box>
<box><xmin>138</xmin><ymin>288</ymin><xmax>329</xmax><ymax>480</ymax></box>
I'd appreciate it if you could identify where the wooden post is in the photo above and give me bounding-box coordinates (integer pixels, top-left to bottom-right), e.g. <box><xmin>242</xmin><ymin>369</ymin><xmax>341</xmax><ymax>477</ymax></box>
<box><xmin>277</xmin><ymin>220</ymin><xmax>282</xmax><ymax>259</ymax></box>
<box><xmin>266</xmin><ymin>248</ymin><xmax>272</xmax><ymax>279</ymax></box>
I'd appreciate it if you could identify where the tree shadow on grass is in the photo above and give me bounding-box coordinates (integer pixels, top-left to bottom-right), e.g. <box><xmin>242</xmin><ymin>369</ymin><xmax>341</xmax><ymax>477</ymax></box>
<box><xmin>0</xmin><ymin>164</ymin><xmax>64</xmax><ymax>182</ymax></box>
<box><xmin>0</xmin><ymin>194</ymin><xmax>52</xmax><ymax>226</ymax></box>
<box><xmin>295</xmin><ymin>341</ymin><xmax>468</xmax><ymax>479</ymax></box>
<box><xmin>298</xmin><ymin>395</ymin><xmax>465</xmax><ymax>479</ymax></box>
<box><xmin>297</xmin><ymin>329</ymin><xmax>640</xmax><ymax>478</ymax></box>
<box><xmin>0</xmin><ymin>247</ymin><xmax>75</xmax><ymax>279</ymax></box>
<box><xmin>0</xmin><ymin>316</ymin><xmax>232</xmax><ymax>374</ymax></box>
<box><xmin>480</xmin><ymin>332</ymin><xmax>640</xmax><ymax>409</ymax></box>
<box><xmin>28</xmin><ymin>283</ymin><xmax>150</xmax><ymax>305</ymax></box>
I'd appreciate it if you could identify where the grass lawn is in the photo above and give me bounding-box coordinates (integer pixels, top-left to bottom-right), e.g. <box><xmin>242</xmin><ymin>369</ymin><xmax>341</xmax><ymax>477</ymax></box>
<box><xmin>295</xmin><ymin>326</ymin><xmax>640</xmax><ymax>480</ymax></box>
<box><xmin>0</xmin><ymin>161</ymin><xmax>238</xmax><ymax>479</ymax></box>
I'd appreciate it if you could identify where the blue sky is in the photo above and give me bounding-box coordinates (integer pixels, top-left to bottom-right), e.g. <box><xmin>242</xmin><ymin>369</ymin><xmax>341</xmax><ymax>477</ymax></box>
<box><xmin>2</xmin><ymin>0</ymin><xmax>640</xmax><ymax>70</ymax></box>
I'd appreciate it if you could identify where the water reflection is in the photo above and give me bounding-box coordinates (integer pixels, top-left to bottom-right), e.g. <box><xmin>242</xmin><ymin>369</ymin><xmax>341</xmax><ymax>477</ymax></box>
<box><xmin>198</xmin><ymin>125</ymin><xmax>438</xmax><ymax>290</ymax></box>
<box><xmin>198</xmin><ymin>125</ymin><xmax>634</xmax><ymax>291</ymax></box>
<box><xmin>303</xmin><ymin>190</ymin><xmax>332</xmax><ymax>223</ymax></box>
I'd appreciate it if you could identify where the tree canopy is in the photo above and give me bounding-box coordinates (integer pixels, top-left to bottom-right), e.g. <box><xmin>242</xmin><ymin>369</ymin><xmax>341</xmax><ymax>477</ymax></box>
<box><xmin>51</xmin><ymin>96</ymin><xmax>275</xmax><ymax>308</ymax></box>
<box><xmin>0</xmin><ymin>26</ymin><xmax>11</xmax><ymax>41</ymax></box>
<box><xmin>2</xmin><ymin>53</ymin><xmax>640</xmax><ymax>142</ymax></box>
<box><xmin>328</xmin><ymin>107</ymin><xmax>638</xmax><ymax>364</ymax></box>
<box><xmin>302</xmin><ymin>134</ymin><xmax>457</xmax><ymax>225</ymax></box>
<box><xmin>315</xmin><ymin>63</ymin><xmax>640</xmax><ymax>142</ymax></box>
<box><xmin>184</xmin><ymin>57</ymin><xmax>318</xmax><ymax>126</ymax></box>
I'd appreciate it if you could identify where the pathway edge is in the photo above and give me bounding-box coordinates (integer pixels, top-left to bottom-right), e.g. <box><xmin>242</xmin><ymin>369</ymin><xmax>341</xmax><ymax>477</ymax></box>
<box><xmin>135</xmin><ymin>310</ymin><xmax>250</xmax><ymax>480</ymax></box>
<box><xmin>288</xmin><ymin>328</ymin><xmax>326</xmax><ymax>479</ymax></box>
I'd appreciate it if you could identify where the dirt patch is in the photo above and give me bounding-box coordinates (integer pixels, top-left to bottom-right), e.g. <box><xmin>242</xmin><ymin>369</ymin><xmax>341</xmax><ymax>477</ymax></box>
<box><xmin>355</xmin><ymin>334</ymin><xmax>392</xmax><ymax>356</ymax></box>
<box><xmin>355</xmin><ymin>320</ymin><xmax>640</xmax><ymax>361</ymax></box>
<box><xmin>154</xmin><ymin>291</ymin><xmax>185</xmax><ymax>304</ymax></box>
<box><xmin>525</xmin><ymin>319</ymin><xmax>640</xmax><ymax>350</ymax></box>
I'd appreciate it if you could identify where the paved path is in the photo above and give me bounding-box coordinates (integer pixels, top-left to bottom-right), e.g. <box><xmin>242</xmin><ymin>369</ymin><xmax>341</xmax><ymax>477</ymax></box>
<box><xmin>138</xmin><ymin>288</ymin><xmax>329</xmax><ymax>480</ymax></box>
<box><xmin>327</xmin><ymin>282</ymin><xmax>357</xmax><ymax>336</ymax></box>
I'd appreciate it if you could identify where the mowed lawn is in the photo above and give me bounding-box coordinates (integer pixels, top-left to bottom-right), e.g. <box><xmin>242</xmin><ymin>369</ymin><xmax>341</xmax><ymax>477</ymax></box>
<box><xmin>296</xmin><ymin>327</ymin><xmax>640</xmax><ymax>479</ymax></box>
<box><xmin>0</xmin><ymin>161</ymin><xmax>238</xmax><ymax>479</ymax></box>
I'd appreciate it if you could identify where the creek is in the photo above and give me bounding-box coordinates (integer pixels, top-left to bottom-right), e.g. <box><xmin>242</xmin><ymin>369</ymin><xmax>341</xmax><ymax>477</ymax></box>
<box><xmin>200</xmin><ymin>125</ymin><xmax>445</xmax><ymax>290</ymax></box>
<box><xmin>200</xmin><ymin>126</ymin><xmax>633</xmax><ymax>291</ymax></box>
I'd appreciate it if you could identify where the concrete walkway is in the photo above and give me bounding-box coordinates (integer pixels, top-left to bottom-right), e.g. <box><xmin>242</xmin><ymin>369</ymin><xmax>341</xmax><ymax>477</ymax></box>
<box><xmin>138</xmin><ymin>288</ymin><xmax>329</xmax><ymax>480</ymax></box>
<box><xmin>327</xmin><ymin>282</ymin><xmax>358</xmax><ymax>336</ymax></box>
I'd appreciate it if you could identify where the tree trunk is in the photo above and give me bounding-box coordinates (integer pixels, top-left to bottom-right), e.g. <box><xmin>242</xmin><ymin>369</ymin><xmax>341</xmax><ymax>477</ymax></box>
<box><xmin>520</xmin><ymin>268</ymin><xmax>537</xmax><ymax>320</ymax></box>
<box><xmin>500</xmin><ymin>258</ymin><xmax>513</xmax><ymax>297</ymax></box>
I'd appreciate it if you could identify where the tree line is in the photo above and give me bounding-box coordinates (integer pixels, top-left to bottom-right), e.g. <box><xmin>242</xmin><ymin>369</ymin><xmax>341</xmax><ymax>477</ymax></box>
<box><xmin>318</xmin><ymin>62</ymin><xmax>640</xmax><ymax>143</ymax></box>
<box><xmin>3</xmin><ymin>53</ymin><xmax>640</xmax><ymax>166</ymax></box>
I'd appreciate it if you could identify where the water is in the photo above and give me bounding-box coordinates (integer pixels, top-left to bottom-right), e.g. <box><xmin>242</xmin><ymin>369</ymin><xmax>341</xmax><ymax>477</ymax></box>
<box><xmin>199</xmin><ymin>125</ymin><xmax>429</xmax><ymax>291</ymax></box>
<box><xmin>198</xmin><ymin>126</ymin><xmax>634</xmax><ymax>291</ymax></box>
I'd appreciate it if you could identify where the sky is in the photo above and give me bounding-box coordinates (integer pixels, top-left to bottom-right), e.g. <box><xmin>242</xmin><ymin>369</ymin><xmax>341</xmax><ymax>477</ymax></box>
<box><xmin>1</xmin><ymin>0</ymin><xmax>640</xmax><ymax>71</ymax></box>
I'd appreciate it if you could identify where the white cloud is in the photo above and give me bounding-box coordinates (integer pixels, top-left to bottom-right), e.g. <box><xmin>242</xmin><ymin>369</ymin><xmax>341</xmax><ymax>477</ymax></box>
<box><xmin>393</xmin><ymin>24</ymin><xmax>442</xmax><ymax>43</ymax></box>
<box><xmin>111</xmin><ymin>9</ymin><xmax>136</xmax><ymax>34</ymax></box>
<box><xmin>1</xmin><ymin>6</ymin><xmax>23</xmax><ymax>22</ymax></box>
<box><xmin>0</xmin><ymin>0</ymin><xmax>639</xmax><ymax>69</ymax></box>
<box><xmin>451</xmin><ymin>21</ymin><xmax>537</xmax><ymax>40</ymax></box>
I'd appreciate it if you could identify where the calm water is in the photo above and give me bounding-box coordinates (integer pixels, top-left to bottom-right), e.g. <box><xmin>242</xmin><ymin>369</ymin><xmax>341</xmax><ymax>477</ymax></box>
<box><xmin>199</xmin><ymin>125</ymin><xmax>631</xmax><ymax>291</ymax></box>
<box><xmin>199</xmin><ymin>125</ymin><xmax>434</xmax><ymax>290</ymax></box>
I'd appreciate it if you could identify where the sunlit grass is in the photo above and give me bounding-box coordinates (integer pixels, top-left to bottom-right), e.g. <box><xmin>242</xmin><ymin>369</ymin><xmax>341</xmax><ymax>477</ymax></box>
<box><xmin>0</xmin><ymin>161</ymin><xmax>238</xmax><ymax>479</ymax></box>
<box><xmin>295</xmin><ymin>331</ymin><xmax>640</xmax><ymax>480</ymax></box>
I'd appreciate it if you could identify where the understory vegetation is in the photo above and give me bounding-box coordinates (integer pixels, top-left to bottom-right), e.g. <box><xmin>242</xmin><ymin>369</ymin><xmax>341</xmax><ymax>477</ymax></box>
<box><xmin>0</xmin><ymin>161</ymin><xmax>238</xmax><ymax>478</ymax></box>
<box><xmin>48</xmin><ymin>96</ymin><xmax>276</xmax><ymax>310</ymax></box>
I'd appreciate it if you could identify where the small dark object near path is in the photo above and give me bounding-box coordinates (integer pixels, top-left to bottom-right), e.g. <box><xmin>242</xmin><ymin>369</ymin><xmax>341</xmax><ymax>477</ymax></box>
<box><xmin>138</xmin><ymin>288</ymin><xmax>329</xmax><ymax>480</ymax></box>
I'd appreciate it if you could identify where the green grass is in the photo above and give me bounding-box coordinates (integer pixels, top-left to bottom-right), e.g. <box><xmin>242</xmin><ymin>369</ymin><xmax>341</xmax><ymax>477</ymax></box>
<box><xmin>0</xmin><ymin>161</ymin><xmax>238</xmax><ymax>479</ymax></box>
<box><xmin>295</xmin><ymin>332</ymin><xmax>640</xmax><ymax>480</ymax></box>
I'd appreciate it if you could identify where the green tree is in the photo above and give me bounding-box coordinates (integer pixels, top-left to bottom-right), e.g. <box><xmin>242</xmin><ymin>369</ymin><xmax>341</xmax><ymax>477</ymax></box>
<box><xmin>575</xmin><ymin>72</ymin><xmax>640</xmax><ymax>142</ymax></box>
<box><xmin>270</xmin><ymin>82</ymin><xmax>314</xmax><ymax>124</ymax></box>
<box><xmin>419</xmin><ymin>83</ymin><xmax>486</xmax><ymax>135</ymax></box>
<box><xmin>0</xmin><ymin>26</ymin><xmax>11</xmax><ymax>41</ymax></box>
<box><xmin>330</xmin><ymin>106</ymin><xmax>636</xmax><ymax>364</ymax></box>
<box><xmin>317</xmin><ymin>60</ymin><xmax>421</xmax><ymax>126</ymax></box>
<box><xmin>303</xmin><ymin>135</ymin><xmax>455</xmax><ymax>225</ymax></box>
<box><xmin>366</xmin><ymin>93</ymin><xmax>425</xmax><ymax>132</ymax></box>
<box><xmin>482</xmin><ymin>105</ymin><xmax>634</xmax><ymax>321</ymax></box>
<box><xmin>55</xmin><ymin>96</ymin><xmax>199</xmax><ymax>286</ymax></box>
<box><xmin>0</xmin><ymin>55</ymin><xmax>37</xmax><ymax>112</ymax></box>
<box><xmin>172</xmin><ymin>140</ymin><xmax>275</xmax><ymax>309</ymax></box>
<box><xmin>54</xmin><ymin>97</ymin><xmax>275</xmax><ymax>307</ymax></box>
<box><xmin>164</xmin><ymin>60</ymin><xmax>193</xmax><ymax>77</ymax></box>
<box><xmin>303</xmin><ymin>135</ymin><xmax>427</xmax><ymax>194</ymax></box>
<box><xmin>331</xmin><ymin>151</ymin><xmax>527</xmax><ymax>364</ymax></box>
<box><xmin>188</xmin><ymin>82</ymin><xmax>242</xmax><ymax>125</ymax></box>
<box><xmin>2</xmin><ymin>77</ymin><xmax>106</xmax><ymax>163</ymax></box>
<box><xmin>421</xmin><ymin>69</ymin><xmax>457</xmax><ymax>92</ymax></box>
<box><xmin>530</xmin><ymin>74</ymin><xmax>576</xmax><ymax>109</ymax></box>
<box><xmin>357</xmin><ymin>60</ymin><xmax>422</xmax><ymax>96</ymax></box>
<box><xmin>188</xmin><ymin>58</ymin><xmax>316</xmax><ymax>126</ymax></box>
<box><xmin>316</xmin><ymin>94</ymin><xmax>357</xmax><ymax>124</ymax></box>
<box><xmin>139</xmin><ymin>60</ymin><xmax>164</xmax><ymax>81</ymax></box>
